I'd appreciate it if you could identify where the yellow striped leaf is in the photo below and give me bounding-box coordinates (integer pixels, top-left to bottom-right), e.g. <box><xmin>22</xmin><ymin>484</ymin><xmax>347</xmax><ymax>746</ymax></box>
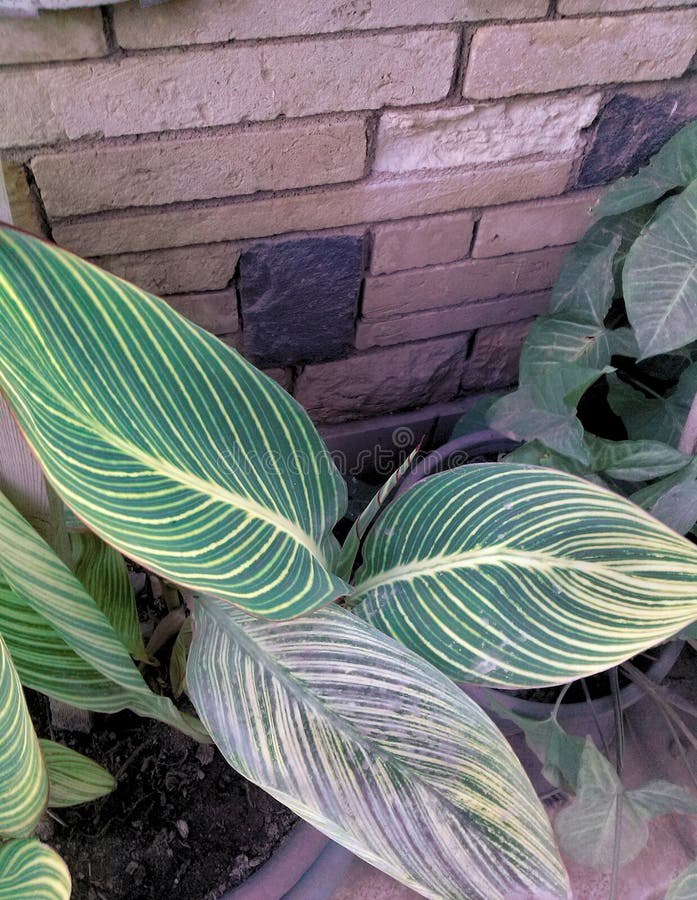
<box><xmin>70</xmin><ymin>532</ymin><xmax>149</xmax><ymax>662</ymax></box>
<box><xmin>0</xmin><ymin>636</ymin><xmax>47</xmax><ymax>838</ymax></box>
<box><xmin>352</xmin><ymin>464</ymin><xmax>697</xmax><ymax>687</ymax></box>
<box><xmin>39</xmin><ymin>740</ymin><xmax>115</xmax><ymax>808</ymax></box>
<box><xmin>0</xmin><ymin>840</ymin><xmax>70</xmax><ymax>900</ymax></box>
<box><xmin>0</xmin><ymin>489</ymin><xmax>207</xmax><ymax>740</ymax></box>
<box><xmin>187</xmin><ymin>595</ymin><xmax>569</xmax><ymax>900</ymax></box>
<box><xmin>0</xmin><ymin>226</ymin><xmax>347</xmax><ymax>619</ymax></box>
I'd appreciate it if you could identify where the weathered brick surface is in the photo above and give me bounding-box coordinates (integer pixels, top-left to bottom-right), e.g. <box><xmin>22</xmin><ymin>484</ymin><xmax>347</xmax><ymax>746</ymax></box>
<box><xmin>2</xmin><ymin>162</ymin><xmax>44</xmax><ymax>237</ymax></box>
<box><xmin>32</xmin><ymin>117</ymin><xmax>367</xmax><ymax>217</ymax></box>
<box><xmin>374</xmin><ymin>95</ymin><xmax>601</xmax><ymax>173</ymax></box>
<box><xmin>295</xmin><ymin>334</ymin><xmax>472</xmax><ymax>423</ymax></box>
<box><xmin>114</xmin><ymin>0</ymin><xmax>548</xmax><ymax>48</ymax></box>
<box><xmin>240</xmin><ymin>236</ymin><xmax>363</xmax><ymax>365</ymax></box>
<box><xmin>473</xmin><ymin>190</ymin><xmax>601</xmax><ymax>258</ymax></box>
<box><xmin>164</xmin><ymin>289</ymin><xmax>238</xmax><ymax>335</ymax></box>
<box><xmin>362</xmin><ymin>247</ymin><xmax>568</xmax><ymax>320</ymax></box>
<box><xmin>0</xmin><ymin>8</ymin><xmax>107</xmax><ymax>65</ymax></box>
<box><xmin>560</xmin><ymin>0</ymin><xmax>696</xmax><ymax>11</ymax></box>
<box><xmin>371</xmin><ymin>211</ymin><xmax>475</xmax><ymax>275</ymax></box>
<box><xmin>464</xmin><ymin>13</ymin><xmax>697</xmax><ymax>99</ymax></box>
<box><xmin>356</xmin><ymin>291</ymin><xmax>550</xmax><ymax>349</ymax></box>
<box><xmin>460</xmin><ymin>319</ymin><xmax>535</xmax><ymax>391</ymax></box>
<box><xmin>577</xmin><ymin>80</ymin><xmax>697</xmax><ymax>187</ymax></box>
<box><xmin>91</xmin><ymin>243</ymin><xmax>241</xmax><ymax>296</ymax></box>
<box><xmin>1</xmin><ymin>30</ymin><xmax>457</xmax><ymax>149</ymax></box>
<box><xmin>262</xmin><ymin>368</ymin><xmax>294</xmax><ymax>392</ymax></box>
<box><xmin>53</xmin><ymin>159</ymin><xmax>574</xmax><ymax>257</ymax></box>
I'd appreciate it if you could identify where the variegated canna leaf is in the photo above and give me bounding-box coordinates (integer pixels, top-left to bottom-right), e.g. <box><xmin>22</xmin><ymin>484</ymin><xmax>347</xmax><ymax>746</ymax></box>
<box><xmin>39</xmin><ymin>740</ymin><xmax>115</xmax><ymax>808</ymax></box>
<box><xmin>0</xmin><ymin>636</ymin><xmax>47</xmax><ymax>838</ymax></box>
<box><xmin>352</xmin><ymin>464</ymin><xmax>697</xmax><ymax>687</ymax></box>
<box><xmin>70</xmin><ymin>532</ymin><xmax>149</xmax><ymax>662</ymax></box>
<box><xmin>0</xmin><ymin>489</ymin><xmax>206</xmax><ymax>739</ymax></box>
<box><xmin>0</xmin><ymin>226</ymin><xmax>347</xmax><ymax>619</ymax></box>
<box><xmin>0</xmin><ymin>840</ymin><xmax>70</xmax><ymax>900</ymax></box>
<box><xmin>187</xmin><ymin>594</ymin><xmax>569</xmax><ymax>900</ymax></box>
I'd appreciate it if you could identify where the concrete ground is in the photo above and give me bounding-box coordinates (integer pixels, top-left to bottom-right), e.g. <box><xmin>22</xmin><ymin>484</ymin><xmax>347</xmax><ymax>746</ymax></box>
<box><xmin>333</xmin><ymin>651</ymin><xmax>697</xmax><ymax>899</ymax></box>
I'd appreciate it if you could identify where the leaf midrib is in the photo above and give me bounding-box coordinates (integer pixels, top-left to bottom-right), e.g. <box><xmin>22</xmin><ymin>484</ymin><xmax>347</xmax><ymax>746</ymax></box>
<box><xmin>5</xmin><ymin>380</ymin><xmax>326</xmax><ymax>567</ymax></box>
<box><xmin>352</xmin><ymin>547</ymin><xmax>697</xmax><ymax>598</ymax></box>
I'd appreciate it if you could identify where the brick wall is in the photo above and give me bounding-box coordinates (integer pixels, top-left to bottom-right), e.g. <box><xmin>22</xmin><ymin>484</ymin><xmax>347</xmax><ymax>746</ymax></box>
<box><xmin>1</xmin><ymin>1</ymin><xmax>696</xmax><ymax>424</ymax></box>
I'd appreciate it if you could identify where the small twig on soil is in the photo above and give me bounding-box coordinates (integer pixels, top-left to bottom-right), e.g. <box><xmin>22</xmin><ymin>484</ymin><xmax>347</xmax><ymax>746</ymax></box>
<box><xmin>678</xmin><ymin>390</ymin><xmax>697</xmax><ymax>454</ymax></box>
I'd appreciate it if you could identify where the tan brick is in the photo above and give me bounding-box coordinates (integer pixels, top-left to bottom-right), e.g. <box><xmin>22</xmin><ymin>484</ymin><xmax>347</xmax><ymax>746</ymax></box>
<box><xmin>91</xmin><ymin>243</ymin><xmax>241</xmax><ymax>295</ymax></box>
<box><xmin>0</xmin><ymin>8</ymin><xmax>107</xmax><ymax>65</ymax></box>
<box><xmin>0</xmin><ymin>30</ymin><xmax>457</xmax><ymax>150</ymax></box>
<box><xmin>1</xmin><ymin>161</ymin><xmax>43</xmax><ymax>236</ymax></box>
<box><xmin>31</xmin><ymin>117</ymin><xmax>367</xmax><ymax>217</ymax></box>
<box><xmin>362</xmin><ymin>246</ymin><xmax>568</xmax><ymax>320</ymax></box>
<box><xmin>356</xmin><ymin>291</ymin><xmax>549</xmax><ymax>349</ymax></box>
<box><xmin>114</xmin><ymin>0</ymin><xmax>547</xmax><ymax>48</ymax></box>
<box><xmin>53</xmin><ymin>159</ymin><xmax>573</xmax><ymax>257</ymax></box>
<box><xmin>560</xmin><ymin>0</ymin><xmax>696</xmax><ymax>12</ymax></box>
<box><xmin>473</xmin><ymin>189</ymin><xmax>601</xmax><ymax>258</ymax></box>
<box><xmin>460</xmin><ymin>319</ymin><xmax>535</xmax><ymax>391</ymax></box>
<box><xmin>374</xmin><ymin>95</ymin><xmax>601</xmax><ymax>174</ymax></box>
<box><xmin>371</xmin><ymin>211</ymin><xmax>475</xmax><ymax>275</ymax></box>
<box><xmin>295</xmin><ymin>333</ymin><xmax>472</xmax><ymax>423</ymax></box>
<box><xmin>464</xmin><ymin>12</ymin><xmax>697</xmax><ymax>99</ymax></box>
<box><xmin>164</xmin><ymin>288</ymin><xmax>238</xmax><ymax>335</ymax></box>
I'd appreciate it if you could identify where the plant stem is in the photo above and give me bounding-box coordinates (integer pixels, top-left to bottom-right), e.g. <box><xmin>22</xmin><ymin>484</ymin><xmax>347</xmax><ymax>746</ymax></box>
<box><xmin>679</xmin><ymin>389</ymin><xmax>697</xmax><ymax>454</ymax></box>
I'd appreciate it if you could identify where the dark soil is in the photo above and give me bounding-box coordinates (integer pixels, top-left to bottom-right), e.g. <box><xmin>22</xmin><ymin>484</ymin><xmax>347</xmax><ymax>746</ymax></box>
<box><xmin>33</xmin><ymin>700</ymin><xmax>296</xmax><ymax>900</ymax></box>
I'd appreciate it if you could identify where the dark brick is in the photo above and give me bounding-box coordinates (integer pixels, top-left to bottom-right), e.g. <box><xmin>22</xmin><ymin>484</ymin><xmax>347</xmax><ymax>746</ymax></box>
<box><xmin>578</xmin><ymin>82</ymin><xmax>697</xmax><ymax>188</ymax></box>
<box><xmin>239</xmin><ymin>236</ymin><xmax>363</xmax><ymax>365</ymax></box>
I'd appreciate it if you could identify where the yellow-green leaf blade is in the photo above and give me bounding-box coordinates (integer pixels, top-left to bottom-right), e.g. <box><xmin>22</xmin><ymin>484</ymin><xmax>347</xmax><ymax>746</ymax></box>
<box><xmin>0</xmin><ymin>226</ymin><xmax>347</xmax><ymax>619</ymax></box>
<box><xmin>39</xmin><ymin>740</ymin><xmax>115</xmax><ymax>808</ymax></box>
<box><xmin>353</xmin><ymin>464</ymin><xmax>697</xmax><ymax>687</ymax></box>
<box><xmin>0</xmin><ymin>489</ymin><xmax>206</xmax><ymax>740</ymax></box>
<box><xmin>0</xmin><ymin>636</ymin><xmax>47</xmax><ymax>838</ymax></box>
<box><xmin>0</xmin><ymin>840</ymin><xmax>70</xmax><ymax>900</ymax></box>
<box><xmin>187</xmin><ymin>596</ymin><xmax>569</xmax><ymax>900</ymax></box>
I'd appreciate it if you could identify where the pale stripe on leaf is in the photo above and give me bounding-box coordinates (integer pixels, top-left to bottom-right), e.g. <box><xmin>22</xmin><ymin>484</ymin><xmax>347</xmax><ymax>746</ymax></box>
<box><xmin>187</xmin><ymin>595</ymin><xmax>569</xmax><ymax>900</ymax></box>
<box><xmin>0</xmin><ymin>840</ymin><xmax>70</xmax><ymax>900</ymax></box>
<box><xmin>353</xmin><ymin>464</ymin><xmax>697</xmax><ymax>687</ymax></box>
<box><xmin>0</xmin><ymin>226</ymin><xmax>347</xmax><ymax>619</ymax></box>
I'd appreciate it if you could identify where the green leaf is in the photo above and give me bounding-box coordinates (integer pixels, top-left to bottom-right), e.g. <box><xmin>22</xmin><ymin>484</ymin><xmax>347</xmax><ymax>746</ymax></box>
<box><xmin>0</xmin><ymin>226</ymin><xmax>347</xmax><ymax>620</ymax></box>
<box><xmin>585</xmin><ymin>435</ymin><xmax>691</xmax><ymax>482</ymax></box>
<box><xmin>627</xmin><ymin>780</ymin><xmax>697</xmax><ymax>819</ymax></box>
<box><xmin>169</xmin><ymin>617</ymin><xmax>192</xmax><ymax>699</ymax></box>
<box><xmin>624</xmin><ymin>179</ymin><xmax>697</xmax><ymax>359</ymax></box>
<box><xmin>352</xmin><ymin>464</ymin><xmax>697</xmax><ymax>687</ymax></box>
<box><xmin>70</xmin><ymin>532</ymin><xmax>149</xmax><ymax>662</ymax></box>
<box><xmin>651</xmin><ymin>481</ymin><xmax>697</xmax><ymax>535</ymax></box>
<box><xmin>595</xmin><ymin>120</ymin><xmax>697</xmax><ymax>218</ymax></box>
<box><xmin>548</xmin><ymin>219</ymin><xmax>620</xmax><ymax>325</ymax></box>
<box><xmin>488</xmin><ymin>365</ymin><xmax>610</xmax><ymax>466</ymax></box>
<box><xmin>520</xmin><ymin>317</ymin><xmax>633</xmax><ymax>379</ymax></box>
<box><xmin>666</xmin><ymin>858</ymin><xmax>697</xmax><ymax>899</ymax></box>
<box><xmin>606</xmin><ymin>374</ymin><xmax>687</xmax><ymax>445</ymax></box>
<box><xmin>335</xmin><ymin>448</ymin><xmax>418</xmax><ymax>582</ymax></box>
<box><xmin>555</xmin><ymin>740</ymin><xmax>648</xmax><ymax>873</ymax></box>
<box><xmin>486</xmin><ymin>705</ymin><xmax>585</xmax><ymax>795</ymax></box>
<box><xmin>504</xmin><ymin>441</ymin><xmax>591</xmax><ymax>478</ymax></box>
<box><xmin>0</xmin><ymin>489</ymin><xmax>206</xmax><ymax>739</ymax></box>
<box><xmin>451</xmin><ymin>394</ymin><xmax>503</xmax><ymax>437</ymax></box>
<box><xmin>0</xmin><ymin>636</ymin><xmax>47</xmax><ymax>838</ymax></box>
<box><xmin>0</xmin><ymin>839</ymin><xmax>70</xmax><ymax>900</ymax></box>
<box><xmin>39</xmin><ymin>740</ymin><xmax>115</xmax><ymax>808</ymax></box>
<box><xmin>187</xmin><ymin>595</ymin><xmax>569</xmax><ymax>900</ymax></box>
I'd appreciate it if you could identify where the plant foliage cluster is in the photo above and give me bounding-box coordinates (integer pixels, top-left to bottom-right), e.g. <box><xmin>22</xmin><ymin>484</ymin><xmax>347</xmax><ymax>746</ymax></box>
<box><xmin>0</xmin><ymin>121</ymin><xmax>697</xmax><ymax>899</ymax></box>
